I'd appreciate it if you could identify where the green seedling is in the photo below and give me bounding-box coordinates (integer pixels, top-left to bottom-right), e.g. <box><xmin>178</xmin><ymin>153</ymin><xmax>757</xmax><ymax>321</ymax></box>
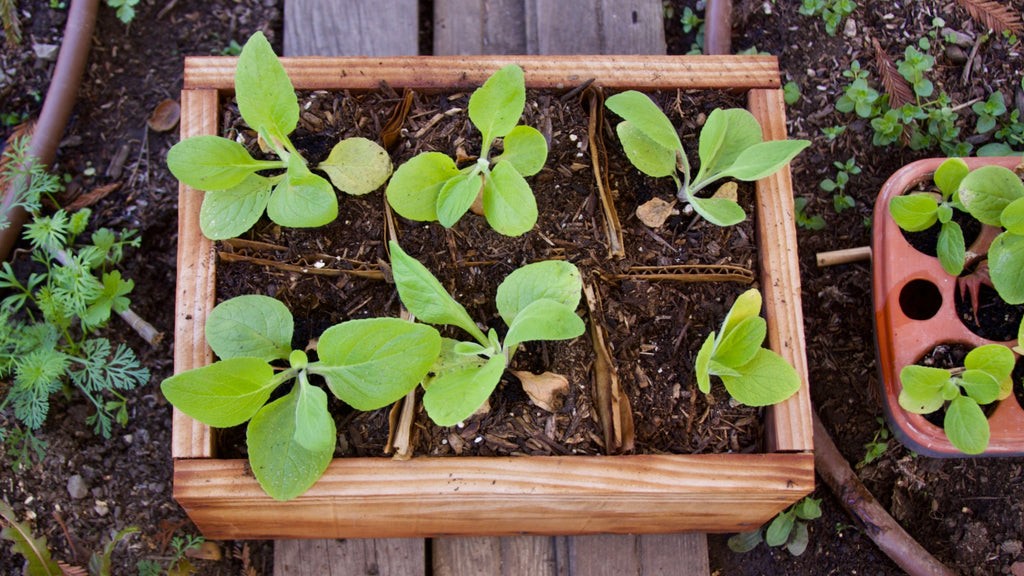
<box><xmin>820</xmin><ymin>157</ymin><xmax>859</xmax><ymax>213</ymax></box>
<box><xmin>728</xmin><ymin>497</ymin><xmax>822</xmax><ymax>556</ymax></box>
<box><xmin>605</xmin><ymin>92</ymin><xmax>809</xmax><ymax>227</ymax></box>
<box><xmin>973</xmin><ymin>91</ymin><xmax>1007</xmax><ymax>135</ymax></box>
<box><xmin>889</xmin><ymin>157</ymin><xmax>969</xmax><ymax>276</ymax></box>
<box><xmin>386</xmin><ymin>64</ymin><xmax>548</xmax><ymax>237</ymax></box>
<box><xmin>820</xmin><ymin>125</ymin><xmax>846</xmax><ymax>140</ymax></box>
<box><xmin>106</xmin><ymin>0</ymin><xmax>139</xmax><ymax>23</ymax></box>
<box><xmin>957</xmin><ymin>160</ymin><xmax>1024</xmax><ymax>304</ymax></box>
<box><xmin>794</xmin><ymin>197</ymin><xmax>825</xmax><ymax>230</ymax></box>
<box><xmin>836</xmin><ymin>77</ymin><xmax>880</xmax><ymax>118</ymax></box>
<box><xmin>694</xmin><ymin>289</ymin><xmax>801</xmax><ymax>406</ymax></box>
<box><xmin>167</xmin><ymin>31</ymin><xmax>392</xmax><ymax>240</ymax></box>
<box><xmin>680</xmin><ymin>6</ymin><xmax>705</xmax><ymax>54</ymax></box>
<box><xmin>389</xmin><ymin>241</ymin><xmax>584</xmax><ymax>426</ymax></box>
<box><xmin>161</xmin><ymin>295</ymin><xmax>441</xmax><ymax>500</ymax></box>
<box><xmin>898</xmin><ymin>344</ymin><xmax>1014</xmax><ymax>454</ymax></box>
<box><xmin>783</xmin><ymin>81</ymin><xmax>801</xmax><ymax>105</ymax></box>
<box><xmin>137</xmin><ymin>534</ymin><xmax>204</xmax><ymax>576</ymax></box>
<box><xmin>898</xmin><ymin>44</ymin><xmax>935</xmax><ymax>98</ymax></box>
<box><xmin>798</xmin><ymin>0</ymin><xmax>857</xmax><ymax>36</ymax></box>
<box><xmin>859</xmin><ymin>417</ymin><xmax>891</xmax><ymax>468</ymax></box>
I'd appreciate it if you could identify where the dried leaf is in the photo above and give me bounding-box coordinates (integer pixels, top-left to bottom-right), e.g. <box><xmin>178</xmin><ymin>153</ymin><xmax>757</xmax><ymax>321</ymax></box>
<box><xmin>1</xmin><ymin>0</ymin><xmax>22</xmax><ymax>48</ymax></box>
<box><xmin>872</xmin><ymin>39</ymin><xmax>914</xmax><ymax>110</ymax></box>
<box><xmin>954</xmin><ymin>0</ymin><xmax>1023</xmax><ymax>35</ymax></box>
<box><xmin>186</xmin><ymin>541</ymin><xmax>223</xmax><ymax>561</ymax></box>
<box><xmin>513</xmin><ymin>370</ymin><xmax>569</xmax><ymax>412</ymax></box>
<box><xmin>636</xmin><ymin>197</ymin><xmax>677</xmax><ymax>228</ymax></box>
<box><xmin>147</xmin><ymin>99</ymin><xmax>181</xmax><ymax>132</ymax></box>
<box><xmin>64</xmin><ymin>182</ymin><xmax>121</xmax><ymax>211</ymax></box>
<box><xmin>381</xmin><ymin>88</ymin><xmax>413</xmax><ymax>151</ymax></box>
<box><xmin>583</xmin><ymin>283</ymin><xmax>635</xmax><ymax>453</ymax></box>
<box><xmin>712</xmin><ymin>181</ymin><xmax>738</xmax><ymax>202</ymax></box>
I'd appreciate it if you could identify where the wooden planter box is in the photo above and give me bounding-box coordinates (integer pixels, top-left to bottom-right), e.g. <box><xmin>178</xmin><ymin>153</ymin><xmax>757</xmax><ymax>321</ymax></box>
<box><xmin>173</xmin><ymin>55</ymin><xmax>814</xmax><ymax>539</ymax></box>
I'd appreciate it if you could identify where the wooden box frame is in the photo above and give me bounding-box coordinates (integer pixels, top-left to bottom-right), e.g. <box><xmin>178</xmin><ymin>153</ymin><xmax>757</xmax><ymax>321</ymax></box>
<box><xmin>173</xmin><ymin>55</ymin><xmax>814</xmax><ymax>539</ymax></box>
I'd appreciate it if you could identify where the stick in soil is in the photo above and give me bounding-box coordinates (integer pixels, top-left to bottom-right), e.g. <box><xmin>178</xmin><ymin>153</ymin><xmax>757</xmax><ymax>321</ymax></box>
<box><xmin>813</xmin><ymin>413</ymin><xmax>955</xmax><ymax>576</ymax></box>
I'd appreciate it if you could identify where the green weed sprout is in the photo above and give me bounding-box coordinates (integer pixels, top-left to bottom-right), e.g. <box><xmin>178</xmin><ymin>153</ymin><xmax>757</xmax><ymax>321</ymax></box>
<box><xmin>386</xmin><ymin>64</ymin><xmax>548</xmax><ymax>236</ymax></box>
<box><xmin>161</xmin><ymin>295</ymin><xmax>441</xmax><ymax>500</ymax></box>
<box><xmin>167</xmin><ymin>31</ymin><xmax>392</xmax><ymax>240</ymax></box>
<box><xmin>898</xmin><ymin>344</ymin><xmax>1014</xmax><ymax>454</ymax></box>
<box><xmin>728</xmin><ymin>497</ymin><xmax>822</xmax><ymax>556</ymax></box>
<box><xmin>694</xmin><ymin>289</ymin><xmax>801</xmax><ymax>406</ymax></box>
<box><xmin>389</xmin><ymin>241</ymin><xmax>584</xmax><ymax>425</ymax></box>
<box><xmin>605</xmin><ymin>91</ymin><xmax>809</xmax><ymax>227</ymax></box>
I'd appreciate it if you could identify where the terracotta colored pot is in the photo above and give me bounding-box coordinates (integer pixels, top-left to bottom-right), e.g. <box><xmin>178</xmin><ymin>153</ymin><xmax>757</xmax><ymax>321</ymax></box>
<box><xmin>873</xmin><ymin>156</ymin><xmax>1024</xmax><ymax>457</ymax></box>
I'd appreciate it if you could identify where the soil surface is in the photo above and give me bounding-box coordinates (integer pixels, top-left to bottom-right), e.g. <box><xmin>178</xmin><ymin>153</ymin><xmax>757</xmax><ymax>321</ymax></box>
<box><xmin>1</xmin><ymin>1</ymin><xmax>1024</xmax><ymax>575</ymax></box>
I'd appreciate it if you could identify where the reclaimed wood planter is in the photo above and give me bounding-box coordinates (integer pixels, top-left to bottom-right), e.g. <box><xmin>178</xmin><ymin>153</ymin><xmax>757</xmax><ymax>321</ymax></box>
<box><xmin>873</xmin><ymin>156</ymin><xmax>1024</xmax><ymax>457</ymax></box>
<box><xmin>173</xmin><ymin>55</ymin><xmax>814</xmax><ymax>539</ymax></box>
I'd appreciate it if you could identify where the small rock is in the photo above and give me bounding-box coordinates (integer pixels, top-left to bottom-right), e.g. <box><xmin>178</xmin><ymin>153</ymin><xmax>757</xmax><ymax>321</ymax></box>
<box><xmin>94</xmin><ymin>500</ymin><xmax>109</xmax><ymax>517</ymax></box>
<box><xmin>67</xmin><ymin>475</ymin><xmax>88</xmax><ymax>500</ymax></box>
<box><xmin>945</xmin><ymin>45</ymin><xmax>968</xmax><ymax>66</ymax></box>
<box><xmin>32</xmin><ymin>43</ymin><xmax>60</xmax><ymax>61</ymax></box>
<box><xmin>1012</xmin><ymin>561</ymin><xmax>1024</xmax><ymax>576</ymax></box>
<box><xmin>941</xmin><ymin>28</ymin><xmax>975</xmax><ymax>48</ymax></box>
<box><xmin>1003</xmin><ymin>540</ymin><xmax>1023</xmax><ymax>556</ymax></box>
<box><xmin>843</xmin><ymin>18</ymin><xmax>857</xmax><ymax>38</ymax></box>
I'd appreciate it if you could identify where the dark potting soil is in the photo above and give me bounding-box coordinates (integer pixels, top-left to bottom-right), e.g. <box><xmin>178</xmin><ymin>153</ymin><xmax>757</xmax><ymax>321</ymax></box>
<box><xmin>953</xmin><ymin>277</ymin><xmax>1024</xmax><ymax>342</ymax></box>
<box><xmin>899</xmin><ymin>205</ymin><xmax>982</xmax><ymax>259</ymax></box>
<box><xmin>214</xmin><ymin>85</ymin><xmax>765</xmax><ymax>460</ymax></box>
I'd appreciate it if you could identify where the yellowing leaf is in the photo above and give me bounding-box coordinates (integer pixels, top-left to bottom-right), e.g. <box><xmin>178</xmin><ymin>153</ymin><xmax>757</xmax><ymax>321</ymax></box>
<box><xmin>512</xmin><ymin>370</ymin><xmax>569</xmax><ymax>412</ymax></box>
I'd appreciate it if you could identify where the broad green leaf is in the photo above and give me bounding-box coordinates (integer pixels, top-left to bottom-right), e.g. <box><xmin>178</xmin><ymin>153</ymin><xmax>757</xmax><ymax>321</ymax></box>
<box><xmin>695</xmin><ymin>332</ymin><xmax>715</xmax><ymax>394</ymax></box>
<box><xmin>160</xmin><ymin>358</ymin><xmax>277</xmax><ymax>428</ymax></box>
<box><xmin>944</xmin><ymin>396</ymin><xmax>990</xmax><ymax>454</ymax></box>
<box><xmin>605</xmin><ymin>90</ymin><xmax>683</xmax><ymax>152</ymax></box>
<box><xmin>786</xmin><ymin>522</ymin><xmax>810</xmax><ymax>556</ymax></box>
<box><xmin>958</xmin><ymin>370</ymin><xmax>1001</xmax><ymax>405</ymax></box>
<box><xmin>720</xmin><ymin>289</ymin><xmax>763</xmax><ymax>339</ymax></box>
<box><xmin>889</xmin><ymin>194</ymin><xmax>939</xmax><ymax>232</ymax></box>
<box><xmin>437</xmin><ymin>172</ymin><xmax>483</xmax><ymax>228</ymax></box>
<box><xmin>726</xmin><ymin>530</ymin><xmax>763</xmax><ymax>553</ymax></box>
<box><xmin>936</xmin><ymin>203</ymin><xmax>954</xmax><ymax>224</ymax></box>
<box><xmin>712</xmin><ymin>315</ymin><xmax>766</xmax><ymax>369</ymax></box>
<box><xmin>386</xmin><ymin>152</ymin><xmax>459</xmax><ymax>221</ymax></box>
<box><xmin>469</xmin><ymin>64</ymin><xmax>526</xmax><ymax>144</ymax></box>
<box><xmin>707</xmin><ymin>359</ymin><xmax>742</xmax><ymax>378</ymax></box>
<box><xmin>934</xmin><ymin>157</ymin><xmax>969</xmax><ymax>198</ymax></box>
<box><xmin>482</xmin><ymin>160</ymin><xmax>538</xmax><ymax>236</ymax></box>
<box><xmin>764</xmin><ymin>509</ymin><xmax>795</xmax><ymax>547</ymax></box>
<box><xmin>314</xmin><ymin>318</ymin><xmax>441</xmax><ymax>410</ymax></box>
<box><xmin>199</xmin><ymin>173</ymin><xmax>273</xmax><ymax>240</ymax></box>
<box><xmin>964</xmin><ymin>344</ymin><xmax>1015</xmax><ymax>381</ymax></box>
<box><xmin>235</xmin><ymin>31</ymin><xmax>299</xmax><ymax>146</ymax></box>
<box><xmin>794</xmin><ymin>498</ymin><xmax>822</xmax><ymax>520</ymax></box>
<box><xmin>267</xmin><ymin>156</ymin><xmax>338</xmax><ymax>228</ymax></box>
<box><xmin>937</xmin><ymin>221</ymin><xmax>965</xmax><ymax>276</ymax></box>
<box><xmin>1002</xmin><ymin>197</ymin><xmax>1024</xmax><ymax>235</ymax></box>
<box><xmin>317</xmin><ymin>137</ymin><xmax>393</xmax><ymax>195</ymax></box>
<box><xmin>453</xmin><ymin>341</ymin><xmax>491</xmax><ymax>356</ymax></box>
<box><xmin>205</xmin><ymin>295</ymin><xmax>293</xmax><ymax>362</ymax></box>
<box><xmin>959</xmin><ymin>165</ymin><xmax>1024</xmax><ymax>226</ymax></box>
<box><xmin>423</xmin><ymin>338</ymin><xmax>489</xmax><ymax>391</ymax></box>
<box><xmin>495</xmin><ymin>260</ymin><xmax>582</xmax><ymax>325</ymax></box>
<box><xmin>687</xmin><ymin>194</ymin><xmax>746</xmax><ymax>227</ymax></box>
<box><xmin>423</xmin><ymin>354</ymin><xmax>506</xmax><ymax>426</ymax></box>
<box><xmin>167</xmin><ymin>135</ymin><xmax>273</xmax><ymax>191</ymax></box>
<box><xmin>247</xmin><ymin>387</ymin><xmax>334</xmax><ymax>501</ymax></box>
<box><xmin>389</xmin><ymin>241</ymin><xmax>487</xmax><ymax>344</ymax></box>
<box><xmin>989</xmin><ymin>232</ymin><xmax>1024</xmax><ymax>304</ymax></box>
<box><xmin>503</xmin><ymin>299</ymin><xmax>585</xmax><ymax>351</ymax></box>
<box><xmin>897</xmin><ymin>365</ymin><xmax>949</xmax><ymax>413</ymax></box>
<box><xmin>292</xmin><ymin>376</ymin><xmax>335</xmax><ymax>452</ymax></box>
<box><xmin>718</xmin><ymin>139</ymin><xmax>810</xmax><ymax>182</ymax></box>
<box><xmin>719</xmin><ymin>348</ymin><xmax>801</xmax><ymax>407</ymax></box>
<box><xmin>694</xmin><ymin>108</ymin><xmax>764</xmax><ymax>185</ymax></box>
<box><xmin>614</xmin><ymin>121</ymin><xmax>677</xmax><ymax>178</ymax></box>
<box><xmin>497</xmin><ymin>125</ymin><xmax>548</xmax><ymax>176</ymax></box>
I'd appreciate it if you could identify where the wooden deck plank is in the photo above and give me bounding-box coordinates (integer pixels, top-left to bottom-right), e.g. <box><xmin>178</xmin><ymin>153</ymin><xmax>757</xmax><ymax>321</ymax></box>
<box><xmin>274</xmin><ymin>538</ymin><xmax>425</xmax><ymax>575</ymax></box>
<box><xmin>434</xmin><ymin>0</ymin><xmax>664</xmax><ymax>55</ymax></box>
<box><xmin>284</xmin><ymin>0</ymin><xmax>418</xmax><ymax>56</ymax></box>
<box><xmin>433</xmin><ymin>536</ymin><xmax>558</xmax><ymax>575</ymax></box>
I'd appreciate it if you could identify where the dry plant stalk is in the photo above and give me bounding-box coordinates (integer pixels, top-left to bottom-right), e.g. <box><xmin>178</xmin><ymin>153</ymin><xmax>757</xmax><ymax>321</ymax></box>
<box><xmin>384</xmin><ymin>200</ymin><xmax>416</xmax><ymax>459</ymax></box>
<box><xmin>583</xmin><ymin>282</ymin><xmax>635</xmax><ymax>453</ymax></box>
<box><xmin>584</xmin><ymin>86</ymin><xmax>625</xmax><ymax>258</ymax></box>
<box><xmin>872</xmin><ymin>38</ymin><xmax>914</xmax><ymax>110</ymax></box>
<box><xmin>954</xmin><ymin>0</ymin><xmax>1024</xmax><ymax>35</ymax></box>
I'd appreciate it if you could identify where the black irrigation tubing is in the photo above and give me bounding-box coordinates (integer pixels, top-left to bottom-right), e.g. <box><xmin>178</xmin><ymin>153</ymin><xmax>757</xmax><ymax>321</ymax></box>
<box><xmin>0</xmin><ymin>0</ymin><xmax>100</xmax><ymax>262</ymax></box>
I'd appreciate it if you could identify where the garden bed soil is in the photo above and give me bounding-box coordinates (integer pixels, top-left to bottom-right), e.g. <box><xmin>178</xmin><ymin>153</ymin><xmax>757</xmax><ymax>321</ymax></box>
<box><xmin>214</xmin><ymin>86</ymin><xmax>762</xmax><ymax>461</ymax></box>
<box><xmin>2</xmin><ymin>0</ymin><xmax>1024</xmax><ymax>574</ymax></box>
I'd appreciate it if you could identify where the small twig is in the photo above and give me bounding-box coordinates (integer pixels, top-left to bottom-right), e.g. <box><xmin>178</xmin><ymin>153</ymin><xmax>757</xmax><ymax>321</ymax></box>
<box><xmin>816</xmin><ymin>246</ymin><xmax>871</xmax><ymax>267</ymax></box>
<box><xmin>156</xmin><ymin>0</ymin><xmax>179</xmax><ymax>20</ymax></box>
<box><xmin>961</xmin><ymin>35</ymin><xmax>985</xmax><ymax>85</ymax></box>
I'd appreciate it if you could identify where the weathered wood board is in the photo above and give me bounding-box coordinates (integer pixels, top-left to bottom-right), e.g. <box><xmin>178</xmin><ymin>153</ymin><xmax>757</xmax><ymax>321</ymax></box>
<box><xmin>284</xmin><ymin>0</ymin><xmax>418</xmax><ymax>56</ymax></box>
